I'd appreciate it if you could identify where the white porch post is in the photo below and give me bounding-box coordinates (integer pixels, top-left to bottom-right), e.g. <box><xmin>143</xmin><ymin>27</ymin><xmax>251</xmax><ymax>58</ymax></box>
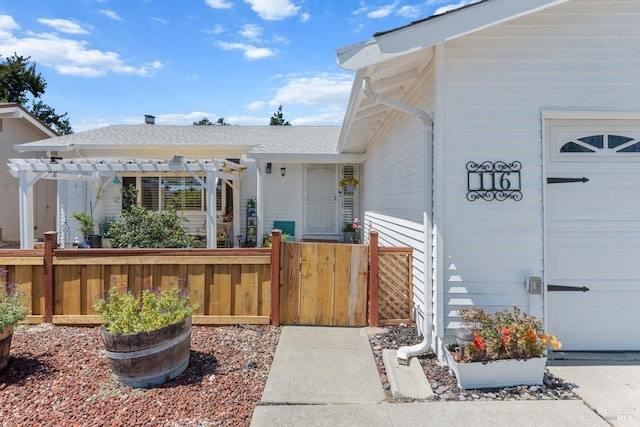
<box><xmin>18</xmin><ymin>170</ymin><xmax>35</xmax><ymax>249</ymax></box>
<box><xmin>256</xmin><ymin>162</ymin><xmax>264</xmax><ymax>246</ymax></box>
<box><xmin>232</xmin><ymin>179</ymin><xmax>240</xmax><ymax>247</ymax></box>
<box><xmin>205</xmin><ymin>171</ymin><xmax>217</xmax><ymax>248</ymax></box>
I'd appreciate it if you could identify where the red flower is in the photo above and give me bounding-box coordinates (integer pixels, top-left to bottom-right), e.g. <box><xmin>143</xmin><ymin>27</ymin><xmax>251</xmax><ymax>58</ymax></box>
<box><xmin>472</xmin><ymin>330</ymin><xmax>486</xmax><ymax>350</ymax></box>
<box><xmin>501</xmin><ymin>327</ymin><xmax>511</xmax><ymax>347</ymax></box>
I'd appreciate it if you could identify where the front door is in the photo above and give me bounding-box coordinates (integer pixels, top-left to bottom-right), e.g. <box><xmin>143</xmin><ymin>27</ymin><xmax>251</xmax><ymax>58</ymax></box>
<box><xmin>304</xmin><ymin>164</ymin><xmax>338</xmax><ymax>237</ymax></box>
<box><xmin>545</xmin><ymin>125</ymin><xmax>640</xmax><ymax>350</ymax></box>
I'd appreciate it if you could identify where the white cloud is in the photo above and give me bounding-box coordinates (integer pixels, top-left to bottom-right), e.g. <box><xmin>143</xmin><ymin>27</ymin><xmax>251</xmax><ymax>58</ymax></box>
<box><xmin>246</xmin><ymin>100</ymin><xmax>266</xmax><ymax>111</ymax></box>
<box><xmin>244</xmin><ymin>0</ymin><xmax>300</xmax><ymax>21</ymax></box>
<box><xmin>299</xmin><ymin>12</ymin><xmax>310</xmax><ymax>23</ymax></box>
<box><xmin>239</xmin><ymin>24</ymin><xmax>262</xmax><ymax>41</ymax></box>
<box><xmin>226</xmin><ymin>114</ymin><xmax>267</xmax><ymax>125</ymax></box>
<box><xmin>290</xmin><ymin>108</ymin><xmax>345</xmax><ymax>126</ymax></box>
<box><xmin>205</xmin><ymin>25</ymin><xmax>226</xmax><ymax>35</ymax></box>
<box><xmin>150</xmin><ymin>17</ymin><xmax>170</xmax><ymax>24</ymax></box>
<box><xmin>367</xmin><ymin>2</ymin><xmax>398</xmax><ymax>19</ymax></box>
<box><xmin>397</xmin><ymin>5</ymin><xmax>421</xmax><ymax>18</ymax></box>
<box><xmin>0</xmin><ymin>15</ymin><xmax>20</xmax><ymax>39</ymax></box>
<box><xmin>217</xmin><ymin>41</ymin><xmax>276</xmax><ymax>60</ymax></box>
<box><xmin>269</xmin><ymin>73</ymin><xmax>352</xmax><ymax>108</ymax></box>
<box><xmin>37</xmin><ymin>18</ymin><xmax>89</xmax><ymax>34</ymax></box>
<box><xmin>0</xmin><ymin>18</ymin><xmax>156</xmax><ymax>77</ymax></box>
<box><xmin>205</xmin><ymin>0</ymin><xmax>233</xmax><ymax>9</ymax></box>
<box><xmin>272</xmin><ymin>34</ymin><xmax>289</xmax><ymax>45</ymax></box>
<box><xmin>99</xmin><ymin>10</ymin><xmax>123</xmax><ymax>21</ymax></box>
<box><xmin>433</xmin><ymin>0</ymin><xmax>481</xmax><ymax>15</ymax></box>
<box><xmin>151</xmin><ymin>60</ymin><xmax>163</xmax><ymax>69</ymax></box>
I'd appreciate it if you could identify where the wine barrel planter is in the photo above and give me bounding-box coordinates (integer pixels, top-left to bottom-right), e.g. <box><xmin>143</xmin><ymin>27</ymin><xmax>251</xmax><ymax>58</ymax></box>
<box><xmin>0</xmin><ymin>325</ymin><xmax>14</xmax><ymax>371</ymax></box>
<box><xmin>99</xmin><ymin>316</ymin><xmax>191</xmax><ymax>388</ymax></box>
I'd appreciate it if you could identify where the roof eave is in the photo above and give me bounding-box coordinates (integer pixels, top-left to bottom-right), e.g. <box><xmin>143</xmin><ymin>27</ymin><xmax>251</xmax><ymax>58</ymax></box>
<box><xmin>0</xmin><ymin>103</ymin><xmax>58</xmax><ymax>138</ymax></box>
<box><xmin>337</xmin><ymin>0</ymin><xmax>571</xmax><ymax>71</ymax></box>
<box><xmin>246</xmin><ymin>152</ymin><xmax>365</xmax><ymax>164</ymax></box>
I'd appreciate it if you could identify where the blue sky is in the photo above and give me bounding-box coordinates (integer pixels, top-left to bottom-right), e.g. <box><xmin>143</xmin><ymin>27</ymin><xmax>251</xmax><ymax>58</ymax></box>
<box><xmin>0</xmin><ymin>0</ymin><xmax>472</xmax><ymax>132</ymax></box>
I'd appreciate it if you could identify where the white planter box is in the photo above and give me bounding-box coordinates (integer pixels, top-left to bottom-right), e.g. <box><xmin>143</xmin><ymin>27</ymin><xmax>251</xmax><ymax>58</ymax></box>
<box><xmin>444</xmin><ymin>350</ymin><xmax>547</xmax><ymax>390</ymax></box>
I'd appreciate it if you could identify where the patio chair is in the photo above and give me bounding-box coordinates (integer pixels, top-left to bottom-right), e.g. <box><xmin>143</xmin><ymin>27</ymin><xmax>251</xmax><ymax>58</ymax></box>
<box><xmin>273</xmin><ymin>221</ymin><xmax>295</xmax><ymax>242</ymax></box>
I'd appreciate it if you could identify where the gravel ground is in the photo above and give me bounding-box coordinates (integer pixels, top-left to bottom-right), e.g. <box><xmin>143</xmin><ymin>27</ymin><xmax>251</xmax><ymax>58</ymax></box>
<box><xmin>1</xmin><ymin>323</ymin><xmax>280</xmax><ymax>427</ymax></box>
<box><xmin>368</xmin><ymin>324</ymin><xmax>580</xmax><ymax>402</ymax></box>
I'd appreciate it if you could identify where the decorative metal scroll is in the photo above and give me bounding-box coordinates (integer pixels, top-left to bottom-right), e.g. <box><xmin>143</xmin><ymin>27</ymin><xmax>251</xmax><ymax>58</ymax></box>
<box><xmin>466</xmin><ymin>161</ymin><xmax>522</xmax><ymax>201</ymax></box>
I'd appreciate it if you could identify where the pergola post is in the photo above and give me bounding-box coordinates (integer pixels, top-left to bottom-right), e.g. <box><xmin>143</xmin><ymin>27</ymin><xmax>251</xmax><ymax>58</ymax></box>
<box><xmin>232</xmin><ymin>178</ymin><xmax>241</xmax><ymax>247</ymax></box>
<box><xmin>18</xmin><ymin>170</ymin><xmax>36</xmax><ymax>249</ymax></box>
<box><xmin>205</xmin><ymin>171</ymin><xmax>217</xmax><ymax>248</ymax></box>
<box><xmin>256</xmin><ymin>162</ymin><xmax>264</xmax><ymax>246</ymax></box>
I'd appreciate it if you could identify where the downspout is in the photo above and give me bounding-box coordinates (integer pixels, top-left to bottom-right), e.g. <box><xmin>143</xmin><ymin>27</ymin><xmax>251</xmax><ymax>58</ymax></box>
<box><xmin>362</xmin><ymin>77</ymin><xmax>434</xmax><ymax>365</ymax></box>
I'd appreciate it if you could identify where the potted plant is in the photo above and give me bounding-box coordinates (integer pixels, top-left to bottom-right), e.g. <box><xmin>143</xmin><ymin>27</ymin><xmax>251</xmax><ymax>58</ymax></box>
<box><xmin>339</xmin><ymin>177</ymin><xmax>359</xmax><ymax>192</ymax></box>
<box><xmin>94</xmin><ymin>285</ymin><xmax>198</xmax><ymax>388</ymax></box>
<box><xmin>0</xmin><ymin>269</ymin><xmax>27</xmax><ymax>371</ymax></box>
<box><xmin>72</xmin><ymin>187</ymin><xmax>104</xmax><ymax>248</ymax></box>
<box><xmin>445</xmin><ymin>305</ymin><xmax>562</xmax><ymax>389</ymax></box>
<box><xmin>343</xmin><ymin>218</ymin><xmax>362</xmax><ymax>243</ymax></box>
<box><xmin>72</xmin><ymin>211</ymin><xmax>99</xmax><ymax>246</ymax></box>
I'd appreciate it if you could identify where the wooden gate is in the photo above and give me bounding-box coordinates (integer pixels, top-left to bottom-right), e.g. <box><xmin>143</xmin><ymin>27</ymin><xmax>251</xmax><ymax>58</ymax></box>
<box><xmin>280</xmin><ymin>242</ymin><xmax>368</xmax><ymax>326</ymax></box>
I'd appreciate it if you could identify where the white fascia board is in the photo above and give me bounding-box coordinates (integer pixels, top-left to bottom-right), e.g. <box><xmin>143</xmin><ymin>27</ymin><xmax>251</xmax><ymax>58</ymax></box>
<box><xmin>14</xmin><ymin>143</ymin><xmax>73</xmax><ymax>153</ymax></box>
<box><xmin>337</xmin><ymin>69</ymin><xmax>368</xmax><ymax>152</ymax></box>
<box><xmin>336</xmin><ymin>39</ymin><xmax>412</xmax><ymax>71</ymax></box>
<box><xmin>247</xmin><ymin>153</ymin><xmax>365</xmax><ymax>164</ymax></box>
<box><xmin>337</xmin><ymin>0</ymin><xmax>571</xmax><ymax>71</ymax></box>
<box><xmin>74</xmin><ymin>143</ymin><xmax>255</xmax><ymax>152</ymax></box>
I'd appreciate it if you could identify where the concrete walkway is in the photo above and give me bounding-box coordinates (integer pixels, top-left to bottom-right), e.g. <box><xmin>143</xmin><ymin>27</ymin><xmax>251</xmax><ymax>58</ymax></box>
<box><xmin>251</xmin><ymin>326</ymin><xmax>621</xmax><ymax>427</ymax></box>
<box><xmin>259</xmin><ymin>326</ymin><xmax>385</xmax><ymax>405</ymax></box>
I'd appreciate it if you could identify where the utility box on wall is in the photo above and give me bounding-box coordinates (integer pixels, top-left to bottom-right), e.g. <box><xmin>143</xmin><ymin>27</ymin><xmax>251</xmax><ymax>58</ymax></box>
<box><xmin>525</xmin><ymin>277</ymin><xmax>542</xmax><ymax>295</ymax></box>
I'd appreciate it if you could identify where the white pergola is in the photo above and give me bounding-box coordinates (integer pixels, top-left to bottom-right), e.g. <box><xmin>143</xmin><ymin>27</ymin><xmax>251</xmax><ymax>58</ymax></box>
<box><xmin>8</xmin><ymin>157</ymin><xmax>245</xmax><ymax>249</ymax></box>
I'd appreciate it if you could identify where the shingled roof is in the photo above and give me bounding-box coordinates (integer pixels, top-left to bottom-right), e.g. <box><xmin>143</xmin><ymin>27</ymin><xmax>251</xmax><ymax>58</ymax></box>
<box><xmin>15</xmin><ymin>124</ymin><xmax>344</xmax><ymax>157</ymax></box>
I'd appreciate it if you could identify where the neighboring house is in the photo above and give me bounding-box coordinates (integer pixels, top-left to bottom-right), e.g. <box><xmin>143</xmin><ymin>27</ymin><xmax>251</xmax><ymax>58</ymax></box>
<box><xmin>0</xmin><ymin>103</ymin><xmax>57</xmax><ymax>242</ymax></box>
<box><xmin>336</xmin><ymin>0</ymin><xmax>640</xmax><ymax>355</ymax></box>
<box><xmin>10</xmin><ymin>119</ymin><xmax>364</xmax><ymax>249</ymax></box>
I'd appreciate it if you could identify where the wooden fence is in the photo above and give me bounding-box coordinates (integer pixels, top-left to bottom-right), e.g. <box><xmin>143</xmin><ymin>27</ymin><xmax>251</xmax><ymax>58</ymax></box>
<box><xmin>280</xmin><ymin>242</ymin><xmax>369</xmax><ymax>326</ymax></box>
<box><xmin>1</xmin><ymin>231</ymin><xmax>413</xmax><ymax>327</ymax></box>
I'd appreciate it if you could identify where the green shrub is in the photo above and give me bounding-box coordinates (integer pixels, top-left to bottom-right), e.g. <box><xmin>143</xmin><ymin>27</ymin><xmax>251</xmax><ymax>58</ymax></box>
<box><xmin>0</xmin><ymin>269</ymin><xmax>27</xmax><ymax>329</ymax></box>
<box><xmin>94</xmin><ymin>286</ymin><xmax>198</xmax><ymax>335</ymax></box>
<box><xmin>107</xmin><ymin>185</ymin><xmax>192</xmax><ymax>248</ymax></box>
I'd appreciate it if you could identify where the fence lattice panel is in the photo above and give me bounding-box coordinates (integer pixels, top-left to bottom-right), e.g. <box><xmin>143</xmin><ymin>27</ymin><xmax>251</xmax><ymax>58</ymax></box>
<box><xmin>378</xmin><ymin>249</ymin><xmax>412</xmax><ymax>324</ymax></box>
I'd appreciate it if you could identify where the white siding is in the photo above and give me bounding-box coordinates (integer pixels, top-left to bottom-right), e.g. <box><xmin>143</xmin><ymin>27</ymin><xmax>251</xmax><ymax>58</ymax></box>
<box><xmin>438</xmin><ymin>0</ymin><xmax>640</xmax><ymax>341</ymax></box>
<box><xmin>361</xmin><ymin>115</ymin><xmax>430</xmax><ymax>332</ymax></box>
<box><xmin>262</xmin><ymin>163</ymin><xmax>304</xmax><ymax>241</ymax></box>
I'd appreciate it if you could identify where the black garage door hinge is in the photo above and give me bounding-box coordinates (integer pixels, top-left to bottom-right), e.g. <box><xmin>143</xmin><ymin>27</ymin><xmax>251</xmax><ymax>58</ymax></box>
<box><xmin>548</xmin><ymin>284</ymin><xmax>590</xmax><ymax>292</ymax></box>
<box><xmin>547</xmin><ymin>177</ymin><xmax>589</xmax><ymax>184</ymax></box>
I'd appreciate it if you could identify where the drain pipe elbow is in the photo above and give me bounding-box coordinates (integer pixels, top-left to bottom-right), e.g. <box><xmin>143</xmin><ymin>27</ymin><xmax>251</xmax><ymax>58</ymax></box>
<box><xmin>397</xmin><ymin>330</ymin><xmax>432</xmax><ymax>366</ymax></box>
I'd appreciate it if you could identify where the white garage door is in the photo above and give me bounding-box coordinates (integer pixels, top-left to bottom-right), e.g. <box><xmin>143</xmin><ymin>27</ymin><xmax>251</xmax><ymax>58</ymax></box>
<box><xmin>546</xmin><ymin>128</ymin><xmax>640</xmax><ymax>350</ymax></box>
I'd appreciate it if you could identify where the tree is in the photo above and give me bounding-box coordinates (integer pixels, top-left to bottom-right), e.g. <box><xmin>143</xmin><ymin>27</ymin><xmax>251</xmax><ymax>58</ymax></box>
<box><xmin>193</xmin><ymin>117</ymin><xmax>228</xmax><ymax>126</ymax></box>
<box><xmin>269</xmin><ymin>105</ymin><xmax>290</xmax><ymax>126</ymax></box>
<box><xmin>0</xmin><ymin>53</ymin><xmax>73</xmax><ymax>134</ymax></box>
<box><xmin>31</xmin><ymin>100</ymin><xmax>72</xmax><ymax>135</ymax></box>
<box><xmin>193</xmin><ymin>117</ymin><xmax>214</xmax><ymax>125</ymax></box>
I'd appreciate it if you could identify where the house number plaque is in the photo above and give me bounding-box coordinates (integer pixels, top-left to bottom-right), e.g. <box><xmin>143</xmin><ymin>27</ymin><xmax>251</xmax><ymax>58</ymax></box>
<box><xmin>466</xmin><ymin>161</ymin><xmax>522</xmax><ymax>201</ymax></box>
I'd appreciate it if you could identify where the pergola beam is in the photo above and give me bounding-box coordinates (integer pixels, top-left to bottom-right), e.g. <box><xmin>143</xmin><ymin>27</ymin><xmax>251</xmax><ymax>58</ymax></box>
<box><xmin>9</xmin><ymin>157</ymin><xmax>246</xmax><ymax>249</ymax></box>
